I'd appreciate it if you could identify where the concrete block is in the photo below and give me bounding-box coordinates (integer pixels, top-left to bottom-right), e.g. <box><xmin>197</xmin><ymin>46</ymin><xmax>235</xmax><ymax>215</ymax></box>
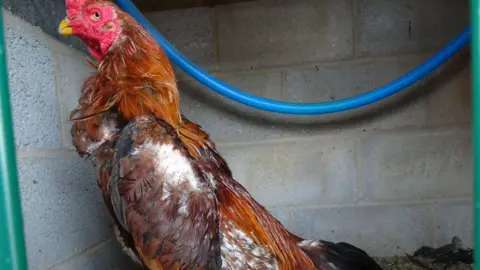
<box><xmin>270</xmin><ymin>204</ymin><xmax>433</xmax><ymax>256</ymax></box>
<box><xmin>217</xmin><ymin>137</ymin><xmax>358</xmax><ymax>207</ymax></box>
<box><xmin>215</xmin><ymin>0</ymin><xmax>354</xmax><ymax>70</ymax></box>
<box><xmin>48</xmin><ymin>38</ymin><xmax>95</xmax><ymax>149</ymax></box>
<box><xmin>434</xmin><ymin>201</ymin><xmax>472</xmax><ymax>247</ymax></box>
<box><xmin>179</xmin><ymin>72</ymin><xmax>292</xmax><ymax>143</ymax></box>
<box><xmin>426</xmin><ymin>52</ymin><xmax>471</xmax><ymax>127</ymax></box>
<box><xmin>145</xmin><ymin>7</ymin><xmax>216</xmax><ymax>70</ymax></box>
<box><xmin>283</xmin><ymin>57</ymin><xmax>427</xmax><ymax>130</ymax></box>
<box><xmin>17</xmin><ymin>157</ymin><xmax>112</xmax><ymax>269</ymax></box>
<box><xmin>303</xmin><ymin>204</ymin><xmax>434</xmax><ymax>256</ymax></box>
<box><xmin>2</xmin><ymin>1</ymin><xmax>84</xmax><ymax>51</ymax></box>
<box><xmin>5</xmin><ymin>24</ymin><xmax>62</xmax><ymax>149</ymax></box>
<box><xmin>356</xmin><ymin>0</ymin><xmax>469</xmax><ymax>57</ymax></box>
<box><xmin>266</xmin><ymin>206</ymin><xmax>312</xmax><ymax>239</ymax></box>
<box><xmin>361</xmin><ymin>130</ymin><xmax>472</xmax><ymax>202</ymax></box>
<box><xmin>50</xmin><ymin>239</ymin><xmax>142</xmax><ymax>270</ymax></box>
<box><xmin>215</xmin><ymin>146</ymin><xmax>253</xmax><ymax>187</ymax></box>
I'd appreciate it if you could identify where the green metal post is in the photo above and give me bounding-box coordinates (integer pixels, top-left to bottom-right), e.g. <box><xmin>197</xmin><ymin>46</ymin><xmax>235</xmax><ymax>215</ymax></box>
<box><xmin>0</xmin><ymin>5</ymin><xmax>28</xmax><ymax>270</ymax></box>
<box><xmin>473</xmin><ymin>0</ymin><xmax>480</xmax><ymax>268</ymax></box>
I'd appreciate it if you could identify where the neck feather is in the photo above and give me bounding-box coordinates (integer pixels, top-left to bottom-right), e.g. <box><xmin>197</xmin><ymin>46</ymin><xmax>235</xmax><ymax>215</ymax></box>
<box><xmin>70</xmin><ymin>19</ymin><xmax>209</xmax><ymax>156</ymax></box>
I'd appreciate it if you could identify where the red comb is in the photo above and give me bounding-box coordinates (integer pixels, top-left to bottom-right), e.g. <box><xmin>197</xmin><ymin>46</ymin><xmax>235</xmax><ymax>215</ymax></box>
<box><xmin>65</xmin><ymin>0</ymin><xmax>94</xmax><ymax>18</ymax></box>
<box><xmin>65</xmin><ymin>0</ymin><xmax>85</xmax><ymax>9</ymax></box>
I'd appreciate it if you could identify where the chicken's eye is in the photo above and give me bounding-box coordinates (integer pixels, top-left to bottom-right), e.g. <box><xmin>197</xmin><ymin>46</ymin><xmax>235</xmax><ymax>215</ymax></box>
<box><xmin>91</xmin><ymin>11</ymin><xmax>101</xmax><ymax>20</ymax></box>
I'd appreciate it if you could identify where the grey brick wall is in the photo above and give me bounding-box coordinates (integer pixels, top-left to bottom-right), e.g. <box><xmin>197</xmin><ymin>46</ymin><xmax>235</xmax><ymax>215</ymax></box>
<box><xmin>147</xmin><ymin>0</ymin><xmax>472</xmax><ymax>256</ymax></box>
<box><xmin>2</xmin><ymin>0</ymin><xmax>84</xmax><ymax>51</ymax></box>
<box><xmin>3</xmin><ymin>10</ymin><xmax>139</xmax><ymax>270</ymax></box>
<box><xmin>2</xmin><ymin>0</ymin><xmax>472</xmax><ymax>269</ymax></box>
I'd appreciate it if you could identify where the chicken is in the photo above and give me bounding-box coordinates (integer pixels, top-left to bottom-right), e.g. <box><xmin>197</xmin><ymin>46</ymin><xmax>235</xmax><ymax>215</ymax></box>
<box><xmin>58</xmin><ymin>0</ymin><xmax>383</xmax><ymax>269</ymax></box>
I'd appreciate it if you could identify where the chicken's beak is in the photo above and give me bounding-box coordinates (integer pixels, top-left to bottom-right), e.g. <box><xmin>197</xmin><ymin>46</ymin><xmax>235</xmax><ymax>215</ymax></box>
<box><xmin>58</xmin><ymin>18</ymin><xmax>73</xmax><ymax>35</ymax></box>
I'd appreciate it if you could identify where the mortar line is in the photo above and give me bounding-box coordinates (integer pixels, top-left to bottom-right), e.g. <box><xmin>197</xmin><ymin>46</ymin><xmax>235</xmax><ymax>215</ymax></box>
<box><xmin>211</xmin><ymin>6</ymin><xmax>221</xmax><ymax>70</ymax></box>
<box><xmin>354</xmin><ymin>138</ymin><xmax>365</xmax><ymax>201</ymax></box>
<box><xmin>47</xmin><ymin>237</ymin><xmax>114</xmax><ymax>270</ymax></box>
<box><xmin>47</xmin><ymin>36</ymin><xmax>70</xmax><ymax>150</ymax></box>
<box><xmin>214</xmin><ymin>124</ymin><xmax>471</xmax><ymax>149</ymax></box>
<box><xmin>17</xmin><ymin>148</ymin><xmax>78</xmax><ymax>158</ymax></box>
<box><xmin>430</xmin><ymin>202</ymin><xmax>438</xmax><ymax>247</ymax></box>
<box><xmin>263</xmin><ymin>197</ymin><xmax>472</xmax><ymax>212</ymax></box>
<box><xmin>279</xmin><ymin>70</ymin><xmax>286</xmax><ymax>99</ymax></box>
<box><xmin>175</xmin><ymin>51</ymin><xmax>435</xmax><ymax>82</ymax></box>
<box><xmin>352</xmin><ymin>0</ymin><xmax>359</xmax><ymax>58</ymax></box>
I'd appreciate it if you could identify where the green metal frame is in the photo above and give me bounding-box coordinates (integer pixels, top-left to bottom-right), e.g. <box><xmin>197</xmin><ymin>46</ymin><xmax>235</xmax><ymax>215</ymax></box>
<box><xmin>0</xmin><ymin>4</ymin><xmax>28</xmax><ymax>270</ymax></box>
<box><xmin>473</xmin><ymin>1</ymin><xmax>480</xmax><ymax>268</ymax></box>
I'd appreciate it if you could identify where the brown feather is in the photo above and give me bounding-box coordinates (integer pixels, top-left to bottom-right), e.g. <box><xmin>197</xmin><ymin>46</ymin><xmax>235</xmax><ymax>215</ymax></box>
<box><xmin>108</xmin><ymin>116</ymin><xmax>221</xmax><ymax>269</ymax></box>
<box><xmin>196</xmin><ymin>152</ymin><xmax>316</xmax><ymax>270</ymax></box>
<box><xmin>70</xmin><ymin>6</ymin><xmax>209</xmax><ymax>157</ymax></box>
<box><xmin>217</xmin><ymin>184</ymin><xmax>315</xmax><ymax>269</ymax></box>
<box><xmin>69</xmin><ymin>2</ymin><xmax>316</xmax><ymax>269</ymax></box>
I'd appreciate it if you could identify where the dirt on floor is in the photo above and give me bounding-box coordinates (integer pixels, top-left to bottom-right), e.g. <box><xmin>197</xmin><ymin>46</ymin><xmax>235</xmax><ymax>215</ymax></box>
<box><xmin>374</xmin><ymin>256</ymin><xmax>473</xmax><ymax>270</ymax></box>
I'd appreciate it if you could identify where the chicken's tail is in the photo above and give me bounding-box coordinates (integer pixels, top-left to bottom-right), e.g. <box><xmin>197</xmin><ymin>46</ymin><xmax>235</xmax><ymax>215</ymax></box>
<box><xmin>298</xmin><ymin>239</ymin><xmax>383</xmax><ymax>270</ymax></box>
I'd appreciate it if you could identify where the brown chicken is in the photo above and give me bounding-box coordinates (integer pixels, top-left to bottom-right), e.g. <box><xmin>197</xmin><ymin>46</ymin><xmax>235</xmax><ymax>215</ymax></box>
<box><xmin>58</xmin><ymin>0</ymin><xmax>383</xmax><ymax>269</ymax></box>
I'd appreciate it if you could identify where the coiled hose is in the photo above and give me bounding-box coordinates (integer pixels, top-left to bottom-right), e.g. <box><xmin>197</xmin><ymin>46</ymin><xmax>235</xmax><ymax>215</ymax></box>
<box><xmin>116</xmin><ymin>0</ymin><xmax>470</xmax><ymax>115</ymax></box>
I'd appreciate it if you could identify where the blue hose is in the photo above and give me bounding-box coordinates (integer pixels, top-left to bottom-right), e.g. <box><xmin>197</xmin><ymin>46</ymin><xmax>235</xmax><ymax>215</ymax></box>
<box><xmin>116</xmin><ymin>0</ymin><xmax>470</xmax><ymax>115</ymax></box>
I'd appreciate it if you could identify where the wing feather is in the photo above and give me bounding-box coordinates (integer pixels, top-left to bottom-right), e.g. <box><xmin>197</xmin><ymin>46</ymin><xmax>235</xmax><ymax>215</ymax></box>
<box><xmin>108</xmin><ymin>115</ymin><xmax>221</xmax><ymax>269</ymax></box>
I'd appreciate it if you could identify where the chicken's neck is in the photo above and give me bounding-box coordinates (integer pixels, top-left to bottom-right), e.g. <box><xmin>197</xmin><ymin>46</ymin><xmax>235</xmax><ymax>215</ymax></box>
<box><xmin>70</xmin><ymin>25</ymin><xmax>210</xmax><ymax>157</ymax></box>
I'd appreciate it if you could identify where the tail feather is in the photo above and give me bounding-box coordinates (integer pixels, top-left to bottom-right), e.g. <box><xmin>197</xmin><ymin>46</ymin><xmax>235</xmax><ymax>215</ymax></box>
<box><xmin>299</xmin><ymin>240</ymin><xmax>383</xmax><ymax>270</ymax></box>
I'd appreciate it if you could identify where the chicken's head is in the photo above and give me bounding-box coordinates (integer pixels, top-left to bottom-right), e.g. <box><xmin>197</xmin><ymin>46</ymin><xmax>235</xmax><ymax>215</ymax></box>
<box><xmin>58</xmin><ymin>0</ymin><xmax>121</xmax><ymax>60</ymax></box>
